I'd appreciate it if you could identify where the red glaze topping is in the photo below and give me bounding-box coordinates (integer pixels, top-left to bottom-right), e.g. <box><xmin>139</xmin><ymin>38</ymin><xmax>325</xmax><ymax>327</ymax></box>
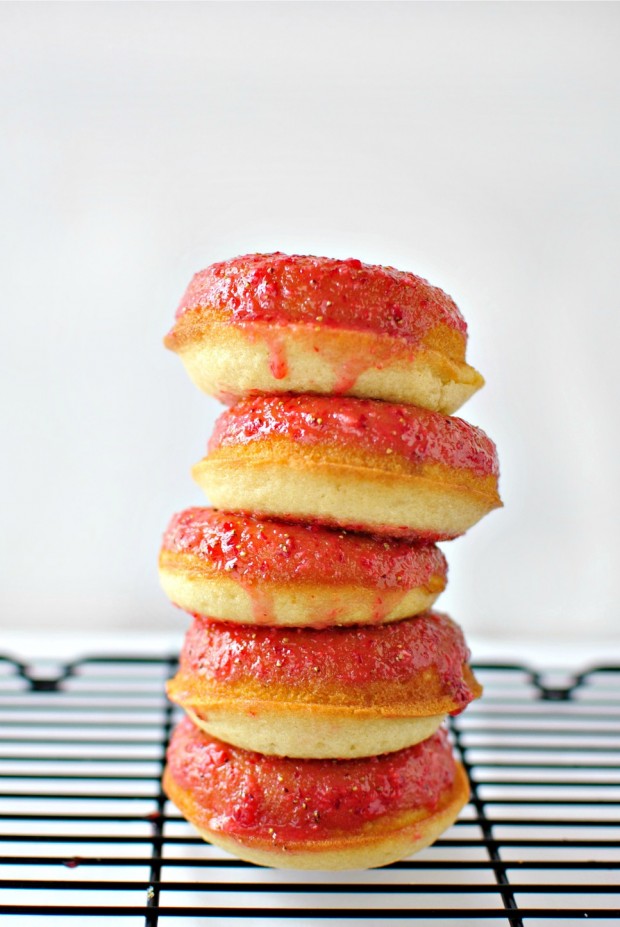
<box><xmin>174</xmin><ymin>253</ymin><xmax>467</xmax><ymax>345</ymax></box>
<box><xmin>177</xmin><ymin>612</ymin><xmax>476</xmax><ymax>711</ymax></box>
<box><xmin>166</xmin><ymin>718</ymin><xmax>456</xmax><ymax>841</ymax></box>
<box><xmin>208</xmin><ymin>395</ymin><xmax>499</xmax><ymax>478</ymax></box>
<box><xmin>162</xmin><ymin>508</ymin><xmax>447</xmax><ymax>590</ymax></box>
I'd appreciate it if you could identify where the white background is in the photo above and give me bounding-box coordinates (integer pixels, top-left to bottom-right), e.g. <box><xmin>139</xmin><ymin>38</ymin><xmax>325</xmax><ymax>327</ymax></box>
<box><xmin>1</xmin><ymin>2</ymin><xmax>618</xmax><ymax>644</ymax></box>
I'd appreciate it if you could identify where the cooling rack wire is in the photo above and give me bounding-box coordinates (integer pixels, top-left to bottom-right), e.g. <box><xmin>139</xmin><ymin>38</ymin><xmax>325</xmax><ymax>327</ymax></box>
<box><xmin>0</xmin><ymin>653</ymin><xmax>619</xmax><ymax>925</ymax></box>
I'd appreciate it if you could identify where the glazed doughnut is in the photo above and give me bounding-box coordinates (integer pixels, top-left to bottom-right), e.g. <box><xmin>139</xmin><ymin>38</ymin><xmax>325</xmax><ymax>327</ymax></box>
<box><xmin>166</xmin><ymin>612</ymin><xmax>482</xmax><ymax>758</ymax></box>
<box><xmin>159</xmin><ymin>507</ymin><xmax>447</xmax><ymax>628</ymax></box>
<box><xmin>163</xmin><ymin>718</ymin><xmax>469</xmax><ymax>870</ymax></box>
<box><xmin>193</xmin><ymin>394</ymin><xmax>502</xmax><ymax>540</ymax></box>
<box><xmin>164</xmin><ymin>253</ymin><xmax>484</xmax><ymax>413</ymax></box>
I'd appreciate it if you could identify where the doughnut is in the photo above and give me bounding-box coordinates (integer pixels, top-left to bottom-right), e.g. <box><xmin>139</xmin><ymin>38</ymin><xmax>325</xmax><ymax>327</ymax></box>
<box><xmin>159</xmin><ymin>507</ymin><xmax>447</xmax><ymax>628</ymax></box>
<box><xmin>164</xmin><ymin>253</ymin><xmax>484</xmax><ymax>413</ymax></box>
<box><xmin>166</xmin><ymin>612</ymin><xmax>482</xmax><ymax>758</ymax></box>
<box><xmin>193</xmin><ymin>394</ymin><xmax>502</xmax><ymax>540</ymax></box>
<box><xmin>163</xmin><ymin>718</ymin><xmax>468</xmax><ymax>870</ymax></box>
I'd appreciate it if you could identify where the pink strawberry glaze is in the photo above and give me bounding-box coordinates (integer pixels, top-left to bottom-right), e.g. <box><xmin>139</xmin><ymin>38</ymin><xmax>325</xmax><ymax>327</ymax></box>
<box><xmin>208</xmin><ymin>394</ymin><xmax>499</xmax><ymax>478</ymax></box>
<box><xmin>162</xmin><ymin>508</ymin><xmax>447</xmax><ymax>590</ymax></box>
<box><xmin>173</xmin><ymin>253</ymin><xmax>467</xmax><ymax>345</ymax></box>
<box><xmin>166</xmin><ymin>718</ymin><xmax>456</xmax><ymax>841</ymax></box>
<box><xmin>177</xmin><ymin>611</ymin><xmax>476</xmax><ymax>712</ymax></box>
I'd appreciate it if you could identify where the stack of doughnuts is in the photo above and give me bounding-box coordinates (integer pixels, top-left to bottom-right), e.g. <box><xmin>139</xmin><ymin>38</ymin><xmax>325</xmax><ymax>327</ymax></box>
<box><xmin>160</xmin><ymin>253</ymin><xmax>501</xmax><ymax>869</ymax></box>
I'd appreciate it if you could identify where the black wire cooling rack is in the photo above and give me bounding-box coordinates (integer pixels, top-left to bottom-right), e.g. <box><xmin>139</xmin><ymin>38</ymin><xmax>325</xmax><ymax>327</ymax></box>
<box><xmin>0</xmin><ymin>654</ymin><xmax>619</xmax><ymax>925</ymax></box>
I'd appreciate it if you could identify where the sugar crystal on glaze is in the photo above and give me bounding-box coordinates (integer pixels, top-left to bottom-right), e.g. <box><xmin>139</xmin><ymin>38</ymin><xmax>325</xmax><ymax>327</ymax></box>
<box><xmin>209</xmin><ymin>394</ymin><xmax>499</xmax><ymax>478</ymax></box>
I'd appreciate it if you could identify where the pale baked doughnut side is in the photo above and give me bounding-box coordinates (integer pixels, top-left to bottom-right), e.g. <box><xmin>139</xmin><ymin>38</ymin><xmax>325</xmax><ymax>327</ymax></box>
<box><xmin>159</xmin><ymin>567</ymin><xmax>444</xmax><ymax>627</ymax></box>
<box><xmin>169</xmin><ymin>318</ymin><xmax>483</xmax><ymax>413</ymax></box>
<box><xmin>184</xmin><ymin>705</ymin><xmax>447</xmax><ymax>759</ymax></box>
<box><xmin>195</xmin><ymin>454</ymin><xmax>499</xmax><ymax>540</ymax></box>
